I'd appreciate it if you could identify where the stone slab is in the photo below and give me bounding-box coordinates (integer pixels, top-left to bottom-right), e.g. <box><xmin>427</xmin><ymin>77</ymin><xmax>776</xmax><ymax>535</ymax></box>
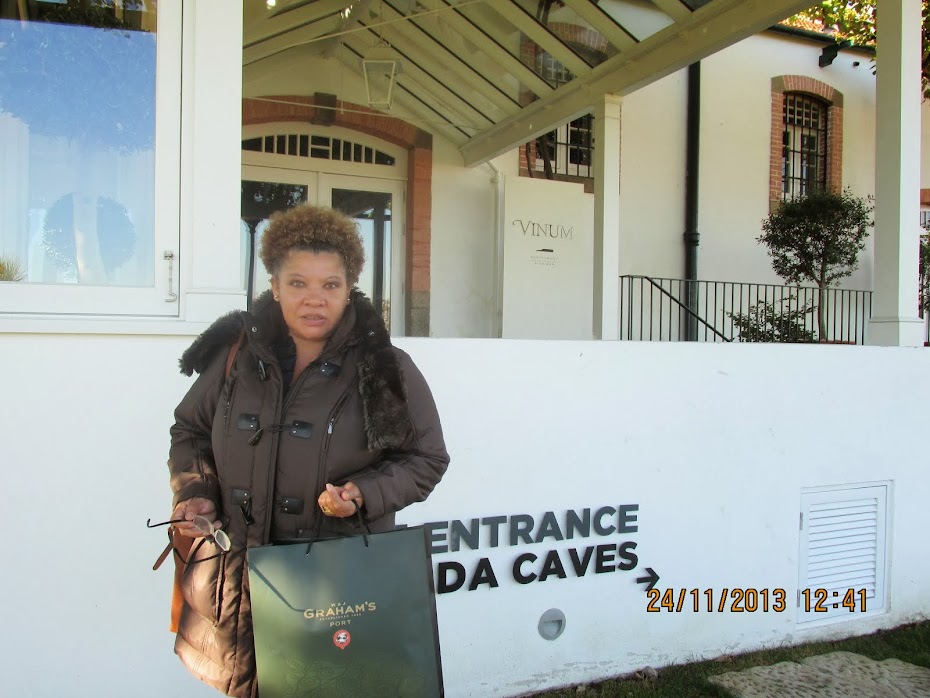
<box><xmin>708</xmin><ymin>651</ymin><xmax>930</xmax><ymax>698</ymax></box>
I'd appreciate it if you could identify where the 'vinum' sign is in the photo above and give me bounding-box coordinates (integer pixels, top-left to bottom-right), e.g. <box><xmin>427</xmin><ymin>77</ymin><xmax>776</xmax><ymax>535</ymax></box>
<box><xmin>512</xmin><ymin>219</ymin><xmax>574</xmax><ymax>239</ymax></box>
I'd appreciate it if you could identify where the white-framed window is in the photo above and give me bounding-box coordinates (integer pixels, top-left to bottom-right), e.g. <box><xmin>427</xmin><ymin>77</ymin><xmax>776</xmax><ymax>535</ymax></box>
<box><xmin>0</xmin><ymin>0</ymin><xmax>182</xmax><ymax>317</ymax></box>
<box><xmin>534</xmin><ymin>115</ymin><xmax>594</xmax><ymax>178</ymax></box>
<box><xmin>531</xmin><ymin>52</ymin><xmax>594</xmax><ymax>179</ymax></box>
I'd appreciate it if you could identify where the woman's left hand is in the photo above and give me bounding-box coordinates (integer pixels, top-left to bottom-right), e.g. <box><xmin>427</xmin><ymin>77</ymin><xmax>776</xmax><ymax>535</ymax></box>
<box><xmin>317</xmin><ymin>482</ymin><xmax>364</xmax><ymax>518</ymax></box>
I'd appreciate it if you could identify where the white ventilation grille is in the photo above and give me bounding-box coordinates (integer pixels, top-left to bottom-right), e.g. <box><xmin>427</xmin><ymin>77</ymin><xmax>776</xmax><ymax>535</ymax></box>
<box><xmin>797</xmin><ymin>484</ymin><xmax>888</xmax><ymax>624</ymax></box>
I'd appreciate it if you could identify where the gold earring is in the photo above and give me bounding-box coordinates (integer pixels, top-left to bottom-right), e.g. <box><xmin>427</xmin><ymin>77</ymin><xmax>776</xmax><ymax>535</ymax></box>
<box><xmin>274</xmin><ymin>294</ymin><xmax>279</xmax><ymax>301</ymax></box>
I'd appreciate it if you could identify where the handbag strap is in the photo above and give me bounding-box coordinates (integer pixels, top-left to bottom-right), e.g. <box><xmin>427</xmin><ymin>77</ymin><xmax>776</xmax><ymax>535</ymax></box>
<box><xmin>225</xmin><ymin>330</ymin><xmax>246</xmax><ymax>379</ymax></box>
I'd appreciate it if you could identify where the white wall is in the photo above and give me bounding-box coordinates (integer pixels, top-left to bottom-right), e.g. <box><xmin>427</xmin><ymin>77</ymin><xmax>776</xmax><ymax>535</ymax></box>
<box><xmin>428</xmin><ymin>141</ymin><xmax>499</xmax><ymax>339</ymax></box>
<box><xmin>1</xmin><ymin>333</ymin><xmax>928</xmax><ymax>697</ymax></box>
<box><xmin>922</xmin><ymin>100</ymin><xmax>930</xmax><ymax>188</ymax></box>
<box><xmin>502</xmin><ymin>176</ymin><xmax>594</xmax><ymax>339</ymax></box>
<box><xmin>618</xmin><ymin>69</ymin><xmax>688</xmax><ymax>279</ymax></box>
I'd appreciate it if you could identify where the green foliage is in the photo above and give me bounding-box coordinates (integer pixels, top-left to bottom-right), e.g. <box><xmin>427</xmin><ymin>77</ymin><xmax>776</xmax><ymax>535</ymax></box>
<box><xmin>793</xmin><ymin>1</ymin><xmax>930</xmax><ymax>98</ymax></box>
<box><xmin>796</xmin><ymin>1</ymin><xmax>878</xmax><ymax>46</ymax></box>
<box><xmin>920</xmin><ymin>229</ymin><xmax>930</xmax><ymax>315</ymax></box>
<box><xmin>759</xmin><ymin>188</ymin><xmax>872</xmax><ymax>339</ymax></box>
<box><xmin>729</xmin><ymin>297</ymin><xmax>817</xmax><ymax>343</ymax></box>
<box><xmin>0</xmin><ymin>255</ymin><xmax>25</xmax><ymax>282</ymax></box>
<box><xmin>760</xmin><ymin>189</ymin><xmax>872</xmax><ymax>289</ymax></box>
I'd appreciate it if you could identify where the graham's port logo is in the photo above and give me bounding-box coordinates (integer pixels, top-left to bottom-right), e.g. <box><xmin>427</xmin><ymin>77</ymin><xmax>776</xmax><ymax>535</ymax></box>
<box><xmin>304</xmin><ymin>601</ymin><xmax>377</xmax><ymax>627</ymax></box>
<box><xmin>333</xmin><ymin>630</ymin><xmax>351</xmax><ymax>650</ymax></box>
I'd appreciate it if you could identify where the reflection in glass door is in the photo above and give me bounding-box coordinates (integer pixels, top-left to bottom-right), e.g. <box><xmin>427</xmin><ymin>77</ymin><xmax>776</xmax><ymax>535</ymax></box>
<box><xmin>240</xmin><ymin>180</ymin><xmax>308</xmax><ymax>303</ymax></box>
<box><xmin>331</xmin><ymin>189</ymin><xmax>392</xmax><ymax>329</ymax></box>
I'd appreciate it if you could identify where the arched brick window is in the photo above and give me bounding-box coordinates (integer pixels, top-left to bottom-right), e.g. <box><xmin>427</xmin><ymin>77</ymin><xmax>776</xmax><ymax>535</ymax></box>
<box><xmin>770</xmin><ymin>76</ymin><xmax>843</xmax><ymax>209</ymax></box>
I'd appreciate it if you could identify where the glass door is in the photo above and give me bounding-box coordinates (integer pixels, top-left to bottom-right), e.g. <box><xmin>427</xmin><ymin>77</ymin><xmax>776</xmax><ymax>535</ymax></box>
<box><xmin>240</xmin><ymin>169</ymin><xmax>315</xmax><ymax>303</ymax></box>
<box><xmin>320</xmin><ymin>175</ymin><xmax>405</xmax><ymax>334</ymax></box>
<box><xmin>331</xmin><ymin>189</ymin><xmax>392</xmax><ymax>327</ymax></box>
<box><xmin>241</xmin><ymin>168</ymin><xmax>404</xmax><ymax>333</ymax></box>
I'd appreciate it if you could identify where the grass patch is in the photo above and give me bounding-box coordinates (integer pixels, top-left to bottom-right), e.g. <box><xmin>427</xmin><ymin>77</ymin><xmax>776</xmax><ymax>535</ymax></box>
<box><xmin>527</xmin><ymin>620</ymin><xmax>930</xmax><ymax>697</ymax></box>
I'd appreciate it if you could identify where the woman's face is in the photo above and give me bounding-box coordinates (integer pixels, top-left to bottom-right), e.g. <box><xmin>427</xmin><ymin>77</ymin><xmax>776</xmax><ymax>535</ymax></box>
<box><xmin>271</xmin><ymin>249</ymin><xmax>350</xmax><ymax>347</ymax></box>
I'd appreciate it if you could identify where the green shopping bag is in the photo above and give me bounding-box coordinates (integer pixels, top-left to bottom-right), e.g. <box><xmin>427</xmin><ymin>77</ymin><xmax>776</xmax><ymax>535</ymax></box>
<box><xmin>247</xmin><ymin>526</ymin><xmax>443</xmax><ymax>698</ymax></box>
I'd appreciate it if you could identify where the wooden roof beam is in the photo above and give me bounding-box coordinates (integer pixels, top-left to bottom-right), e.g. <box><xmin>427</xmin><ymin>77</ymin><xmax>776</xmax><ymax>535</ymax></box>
<box><xmin>460</xmin><ymin>0</ymin><xmax>815</xmax><ymax>166</ymax></box>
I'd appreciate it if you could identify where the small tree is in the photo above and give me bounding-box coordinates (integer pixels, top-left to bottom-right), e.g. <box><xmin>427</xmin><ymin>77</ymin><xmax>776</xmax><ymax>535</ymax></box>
<box><xmin>759</xmin><ymin>188</ymin><xmax>873</xmax><ymax>340</ymax></box>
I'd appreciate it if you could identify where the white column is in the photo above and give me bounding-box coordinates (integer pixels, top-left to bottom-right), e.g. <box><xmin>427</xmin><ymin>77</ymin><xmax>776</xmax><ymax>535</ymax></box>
<box><xmin>181</xmin><ymin>0</ymin><xmax>246</xmax><ymax>322</ymax></box>
<box><xmin>867</xmin><ymin>0</ymin><xmax>924</xmax><ymax>346</ymax></box>
<box><xmin>593</xmin><ymin>94</ymin><xmax>622</xmax><ymax>340</ymax></box>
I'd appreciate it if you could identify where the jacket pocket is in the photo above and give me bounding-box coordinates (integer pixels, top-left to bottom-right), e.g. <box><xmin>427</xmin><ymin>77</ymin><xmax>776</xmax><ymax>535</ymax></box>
<box><xmin>180</xmin><ymin>540</ymin><xmax>226</xmax><ymax>626</ymax></box>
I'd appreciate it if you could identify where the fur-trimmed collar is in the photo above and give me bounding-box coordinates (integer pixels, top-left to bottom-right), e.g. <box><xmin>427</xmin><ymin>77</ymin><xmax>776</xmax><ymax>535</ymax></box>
<box><xmin>179</xmin><ymin>290</ymin><xmax>410</xmax><ymax>451</ymax></box>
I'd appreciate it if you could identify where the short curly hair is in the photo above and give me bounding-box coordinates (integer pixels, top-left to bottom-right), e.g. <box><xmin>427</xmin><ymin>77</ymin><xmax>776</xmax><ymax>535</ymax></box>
<box><xmin>259</xmin><ymin>204</ymin><xmax>365</xmax><ymax>285</ymax></box>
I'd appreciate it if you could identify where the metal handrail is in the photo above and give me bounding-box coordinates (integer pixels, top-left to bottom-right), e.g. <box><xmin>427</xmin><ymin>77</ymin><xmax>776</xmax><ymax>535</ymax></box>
<box><xmin>640</xmin><ymin>276</ymin><xmax>732</xmax><ymax>342</ymax></box>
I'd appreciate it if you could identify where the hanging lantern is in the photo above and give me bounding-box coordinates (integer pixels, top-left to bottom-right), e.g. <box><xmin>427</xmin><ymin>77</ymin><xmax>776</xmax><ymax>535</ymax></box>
<box><xmin>362</xmin><ymin>41</ymin><xmax>400</xmax><ymax>110</ymax></box>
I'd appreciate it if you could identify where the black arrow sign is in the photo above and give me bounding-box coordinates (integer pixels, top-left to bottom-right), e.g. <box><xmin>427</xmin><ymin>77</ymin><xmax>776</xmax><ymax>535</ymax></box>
<box><xmin>636</xmin><ymin>567</ymin><xmax>659</xmax><ymax>591</ymax></box>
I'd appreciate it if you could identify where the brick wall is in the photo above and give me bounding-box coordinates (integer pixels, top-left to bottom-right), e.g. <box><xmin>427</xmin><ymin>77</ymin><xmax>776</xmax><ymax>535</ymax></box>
<box><xmin>242</xmin><ymin>95</ymin><xmax>434</xmax><ymax>336</ymax></box>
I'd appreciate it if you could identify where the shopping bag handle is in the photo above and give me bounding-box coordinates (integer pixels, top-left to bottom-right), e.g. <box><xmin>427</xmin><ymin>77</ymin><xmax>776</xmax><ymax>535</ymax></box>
<box><xmin>248</xmin><ymin>563</ymin><xmax>307</xmax><ymax>613</ymax></box>
<box><xmin>305</xmin><ymin>503</ymin><xmax>371</xmax><ymax>556</ymax></box>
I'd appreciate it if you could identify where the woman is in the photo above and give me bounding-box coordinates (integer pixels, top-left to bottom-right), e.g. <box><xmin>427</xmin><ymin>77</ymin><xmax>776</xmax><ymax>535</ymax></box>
<box><xmin>164</xmin><ymin>204</ymin><xmax>449</xmax><ymax>697</ymax></box>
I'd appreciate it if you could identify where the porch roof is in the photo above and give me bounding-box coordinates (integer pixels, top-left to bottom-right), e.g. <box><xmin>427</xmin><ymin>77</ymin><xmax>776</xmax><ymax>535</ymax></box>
<box><xmin>243</xmin><ymin>0</ymin><xmax>814</xmax><ymax>165</ymax></box>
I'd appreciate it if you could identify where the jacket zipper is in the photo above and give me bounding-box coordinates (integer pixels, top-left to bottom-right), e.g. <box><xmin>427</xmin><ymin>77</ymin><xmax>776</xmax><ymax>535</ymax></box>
<box><xmin>223</xmin><ymin>376</ymin><xmax>237</xmax><ymax>432</ymax></box>
<box><xmin>315</xmin><ymin>390</ymin><xmax>351</xmax><ymax>526</ymax></box>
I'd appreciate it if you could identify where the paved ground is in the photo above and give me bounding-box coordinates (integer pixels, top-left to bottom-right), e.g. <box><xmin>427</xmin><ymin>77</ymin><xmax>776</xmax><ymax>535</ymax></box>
<box><xmin>708</xmin><ymin>652</ymin><xmax>930</xmax><ymax>698</ymax></box>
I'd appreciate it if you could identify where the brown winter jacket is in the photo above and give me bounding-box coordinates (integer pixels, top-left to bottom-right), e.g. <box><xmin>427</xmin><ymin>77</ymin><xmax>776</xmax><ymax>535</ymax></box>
<box><xmin>167</xmin><ymin>290</ymin><xmax>450</xmax><ymax>697</ymax></box>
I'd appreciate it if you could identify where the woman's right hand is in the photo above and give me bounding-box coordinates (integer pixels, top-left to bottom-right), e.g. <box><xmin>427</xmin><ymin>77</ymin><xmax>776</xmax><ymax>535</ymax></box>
<box><xmin>171</xmin><ymin>496</ymin><xmax>221</xmax><ymax>538</ymax></box>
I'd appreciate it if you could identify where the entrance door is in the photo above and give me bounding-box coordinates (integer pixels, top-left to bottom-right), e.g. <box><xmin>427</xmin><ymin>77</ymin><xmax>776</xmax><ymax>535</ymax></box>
<box><xmin>319</xmin><ymin>174</ymin><xmax>404</xmax><ymax>334</ymax></box>
<box><xmin>241</xmin><ymin>167</ymin><xmax>404</xmax><ymax>334</ymax></box>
